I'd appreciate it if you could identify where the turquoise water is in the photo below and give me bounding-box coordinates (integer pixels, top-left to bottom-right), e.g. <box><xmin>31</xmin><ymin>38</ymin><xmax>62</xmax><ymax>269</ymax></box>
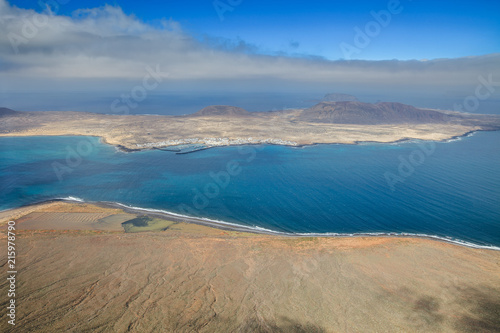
<box><xmin>1</xmin><ymin>132</ymin><xmax>499</xmax><ymax>247</ymax></box>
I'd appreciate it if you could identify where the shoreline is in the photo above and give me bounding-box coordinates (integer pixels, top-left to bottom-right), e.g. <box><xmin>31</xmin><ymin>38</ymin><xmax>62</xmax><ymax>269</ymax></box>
<box><xmin>92</xmin><ymin>128</ymin><xmax>489</xmax><ymax>153</ymax></box>
<box><xmin>0</xmin><ymin>128</ymin><xmax>491</xmax><ymax>154</ymax></box>
<box><xmin>3</xmin><ymin>198</ymin><xmax>499</xmax><ymax>251</ymax></box>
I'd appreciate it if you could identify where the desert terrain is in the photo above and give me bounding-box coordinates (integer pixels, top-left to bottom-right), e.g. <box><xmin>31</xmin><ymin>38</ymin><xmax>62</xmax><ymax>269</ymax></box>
<box><xmin>1</xmin><ymin>101</ymin><xmax>499</xmax><ymax>151</ymax></box>
<box><xmin>1</xmin><ymin>201</ymin><xmax>499</xmax><ymax>332</ymax></box>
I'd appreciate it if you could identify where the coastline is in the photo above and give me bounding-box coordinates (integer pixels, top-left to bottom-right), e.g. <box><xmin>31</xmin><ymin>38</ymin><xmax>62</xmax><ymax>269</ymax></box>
<box><xmin>2</xmin><ymin>106</ymin><xmax>498</xmax><ymax>153</ymax></box>
<box><xmin>2</xmin><ymin>198</ymin><xmax>499</xmax><ymax>251</ymax></box>
<box><xmin>0</xmin><ymin>127</ymin><xmax>490</xmax><ymax>154</ymax></box>
<box><xmin>3</xmin><ymin>199</ymin><xmax>500</xmax><ymax>333</ymax></box>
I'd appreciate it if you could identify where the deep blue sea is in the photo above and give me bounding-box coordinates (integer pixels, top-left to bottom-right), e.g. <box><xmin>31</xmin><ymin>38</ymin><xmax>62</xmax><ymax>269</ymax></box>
<box><xmin>1</xmin><ymin>132</ymin><xmax>499</xmax><ymax>248</ymax></box>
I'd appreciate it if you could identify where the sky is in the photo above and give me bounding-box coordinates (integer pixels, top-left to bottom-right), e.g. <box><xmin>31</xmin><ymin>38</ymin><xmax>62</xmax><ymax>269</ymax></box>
<box><xmin>6</xmin><ymin>0</ymin><xmax>500</xmax><ymax>60</ymax></box>
<box><xmin>1</xmin><ymin>0</ymin><xmax>499</xmax><ymax>112</ymax></box>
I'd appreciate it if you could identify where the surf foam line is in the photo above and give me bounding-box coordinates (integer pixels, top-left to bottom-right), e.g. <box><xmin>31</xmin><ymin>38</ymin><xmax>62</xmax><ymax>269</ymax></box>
<box><xmin>33</xmin><ymin>197</ymin><xmax>500</xmax><ymax>252</ymax></box>
<box><xmin>58</xmin><ymin>196</ymin><xmax>85</xmax><ymax>202</ymax></box>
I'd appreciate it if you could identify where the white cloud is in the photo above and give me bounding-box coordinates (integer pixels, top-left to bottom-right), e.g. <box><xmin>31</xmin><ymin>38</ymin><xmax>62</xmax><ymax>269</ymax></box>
<box><xmin>0</xmin><ymin>0</ymin><xmax>499</xmax><ymax>91</ymax></box>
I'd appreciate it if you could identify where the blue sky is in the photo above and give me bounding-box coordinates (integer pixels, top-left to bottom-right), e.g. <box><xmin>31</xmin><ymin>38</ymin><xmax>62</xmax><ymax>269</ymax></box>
<box><xmin>9</xmin><ymin>0</ymin><xmax>500</xmax><ymax>60</ymax></box>
<box><xmin>1</xmin><ymin>0</ymin><xmax>499</xmax><ymax>107</ymax></box>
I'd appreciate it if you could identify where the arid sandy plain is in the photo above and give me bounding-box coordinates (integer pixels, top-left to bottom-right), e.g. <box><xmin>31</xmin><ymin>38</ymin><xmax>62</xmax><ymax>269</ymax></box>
<box><xmin>1</xmin><ymin>104</ymin><xmax>500</xmax><ymax>332</ymax></box>
<box><xmin>1</xmin><ymin>105</ymin><xmax>498</xmax><ymax>150</ymax></box>
<box><xmin>0</xmin><ymin>201</ymin><xmax>499</xmax><ymax>332</ymax></box>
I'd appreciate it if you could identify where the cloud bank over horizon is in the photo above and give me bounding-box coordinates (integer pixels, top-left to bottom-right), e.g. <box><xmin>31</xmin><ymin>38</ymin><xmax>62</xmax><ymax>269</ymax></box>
<box><xmin>1</xmin><ymin>0</ymin><xmax>499</xmax><ymax>95</ymax></box>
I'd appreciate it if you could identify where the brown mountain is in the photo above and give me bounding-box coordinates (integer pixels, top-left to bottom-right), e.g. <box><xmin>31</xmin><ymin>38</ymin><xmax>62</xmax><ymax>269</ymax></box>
<box><xmin>193</xmin><ymin>105</ymin><xmax>250</xmax><ymax>117</ymax></box>
<box><xmin>322</xmin><ymin>93</ymin><xmax>358</xmax><ymax>102</ymax></box>
<box><xmin>299</xmin><ymin>101</ymin><xmax>453</xmax><ymax>125</ymax></box>
<box><xmin>0</xmin><ymin>107</ymin><xmax>22</xmax><ymax>117</ymax></box>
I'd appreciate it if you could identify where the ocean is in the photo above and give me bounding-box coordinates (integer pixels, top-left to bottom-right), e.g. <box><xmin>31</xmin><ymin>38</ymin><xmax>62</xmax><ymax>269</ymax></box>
<box><xmin>1</xmin><ymin>132</ymin><xmax>499</xmax><ymax>248</ymax></box>
<box><xmin>3</xmin><ymin>91</ymin><xmax>500</xmax><ymax>115</ymax></box>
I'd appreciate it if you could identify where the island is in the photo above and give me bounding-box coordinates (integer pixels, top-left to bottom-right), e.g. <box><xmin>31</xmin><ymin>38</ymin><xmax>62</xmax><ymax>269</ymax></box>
<box><xmin>1</xmin><ymin>101</ymin><xmax>499</xmax><ymax>151</ymax></box>
<box><xmin>1</xmin><ymin>101</ymin><xmax>500</xmax><ymax>332</ymax></box>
